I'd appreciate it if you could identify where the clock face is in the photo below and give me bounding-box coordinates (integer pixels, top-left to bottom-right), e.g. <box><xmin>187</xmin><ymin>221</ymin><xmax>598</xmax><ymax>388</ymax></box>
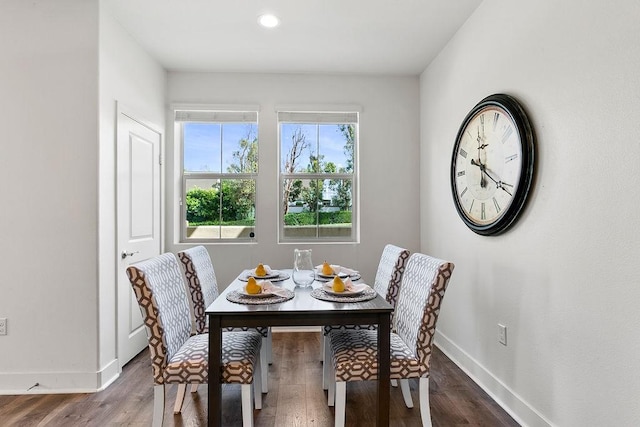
<box><xmin>451</xmin><ymin>94</ymin><xmax>534</xmax><ymax>235</ymax></box>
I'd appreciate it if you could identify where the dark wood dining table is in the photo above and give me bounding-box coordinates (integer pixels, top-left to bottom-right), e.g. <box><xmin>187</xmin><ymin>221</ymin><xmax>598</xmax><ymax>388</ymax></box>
<box><xmin>205</xmin><ymin>269</ymin><xmax>393</xmax><ymax>426</ymax></box>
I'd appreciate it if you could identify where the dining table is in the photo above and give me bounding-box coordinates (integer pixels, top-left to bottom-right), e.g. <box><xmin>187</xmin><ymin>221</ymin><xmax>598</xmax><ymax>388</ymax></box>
<box><xmin>205</xmin><ymin>268</ymin><xmax>393</xmax><ymax>426</ymax></box>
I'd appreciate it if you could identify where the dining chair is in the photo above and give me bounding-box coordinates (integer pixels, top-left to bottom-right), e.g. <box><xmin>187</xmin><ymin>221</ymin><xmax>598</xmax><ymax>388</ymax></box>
<box><xmin>321</xmin><ymin>244</ymin><xmax>410</xmax><ymax>389</ymax></box>
<box><xmin>177</xmin><ymin>245</ymin><xmax>271</xmax><ymax>400</ymax></box>
<box><xmin>126</xmin><ymin>252</ymin><xmax>263</xmax><ymax>427</ymax></box>
<box><xmin>326</xmin><ymin>252</ymin><xmax>454</xmax><ymax>427</ymax></box>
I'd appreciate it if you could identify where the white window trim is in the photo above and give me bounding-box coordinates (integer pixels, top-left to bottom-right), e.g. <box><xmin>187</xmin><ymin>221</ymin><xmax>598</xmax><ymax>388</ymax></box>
<box><xmin>174</xmin><ymin>104</ymin><xmax>260</xmax><ymax>243</ymax></box>
<box><xmin>276</xmin><ymin>106</ymin><xmax>360</xmax><ymax>244</ymax></box>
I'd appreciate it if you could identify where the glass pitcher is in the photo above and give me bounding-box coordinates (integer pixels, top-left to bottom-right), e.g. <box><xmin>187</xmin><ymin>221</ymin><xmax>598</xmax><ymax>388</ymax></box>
<box><xmin>292</xmin><ymin>249</ymin><xmax>315</xmax><ymax>287</ymax></box>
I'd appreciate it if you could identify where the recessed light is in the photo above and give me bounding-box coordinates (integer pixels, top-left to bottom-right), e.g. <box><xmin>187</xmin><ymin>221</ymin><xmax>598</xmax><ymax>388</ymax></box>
<box><xmin>258</xmin><ymin>14</ymin><xmax>280</xmax><ymax>28</ymax></box>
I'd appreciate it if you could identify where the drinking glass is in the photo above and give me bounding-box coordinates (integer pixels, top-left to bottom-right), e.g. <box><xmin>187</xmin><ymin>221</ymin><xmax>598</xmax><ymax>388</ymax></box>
<box><xmin>292</xmin><ymin>249</ymin><xmax>315</xmax><ymax>287</ymax></box>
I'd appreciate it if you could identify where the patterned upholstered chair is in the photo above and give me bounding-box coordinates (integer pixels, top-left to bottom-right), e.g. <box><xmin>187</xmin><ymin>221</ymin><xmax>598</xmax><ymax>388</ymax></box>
<box><xmin>177</xmin><ymin>245</ymin><xmax>271</xmax><ymax>401</ymax></box>
<box><xmin>326</xmin><ymin>253</ymin><xmax>454</xmax><ymax>427</ymax></box>
<box><xmin>321</xmin><ymin>244</ymin><xmax>410</xmax><ymax>389</ymax></box>
<box><xmin>126</xmin><ymin>252</ymin><xmax>263</xmax><ymax>427</ymax></box>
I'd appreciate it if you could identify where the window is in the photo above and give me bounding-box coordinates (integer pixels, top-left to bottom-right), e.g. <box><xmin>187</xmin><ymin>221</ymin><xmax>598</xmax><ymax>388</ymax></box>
<box><xmin>177</xmin><ymin>109</ymin><xmax>258</xmax><ymax>241</ymax></box>
<box><xmin>278</xmin><ymin>110</ymin><xmax>358</xmax><ymax>242</ymax></box>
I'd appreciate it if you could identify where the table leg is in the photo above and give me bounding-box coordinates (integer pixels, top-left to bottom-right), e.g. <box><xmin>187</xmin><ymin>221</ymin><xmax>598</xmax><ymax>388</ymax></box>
<box><xmin>376</xmin><ymin>312</ymin><xmax>391</xmax><ymax>426</ymax></box>
<box><xmin>208</xmin><ymin>316</ymin><xmax>222</xmax><ymax>427</ymax></box>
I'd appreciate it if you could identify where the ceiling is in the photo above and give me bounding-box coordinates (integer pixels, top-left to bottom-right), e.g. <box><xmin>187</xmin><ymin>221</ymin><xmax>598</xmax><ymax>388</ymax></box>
<box><xmin>104</xmin><ymin>0</ymin><xmax>482</xmax><ymax>76</ymax></box>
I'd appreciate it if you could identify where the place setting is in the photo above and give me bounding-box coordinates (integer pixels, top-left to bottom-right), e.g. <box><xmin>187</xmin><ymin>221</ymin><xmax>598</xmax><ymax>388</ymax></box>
<box><xmin>311</xmin><ymin>266</ymin><xmax>376</xmax><ymax>303</ymax></box>
<box><xmin>314</xmin><ymin>261</ymin><xmax>362</xmax><ymax>282</ymax></box>
<box><xmin>228</xmin><ymin>263</ymin><xmax>294</xmax><ymax>305</ymax></box>
<box><xmin>237</xmin><ymin>262</ymin><xmax>290</xmax><ymax>282</ymax></box>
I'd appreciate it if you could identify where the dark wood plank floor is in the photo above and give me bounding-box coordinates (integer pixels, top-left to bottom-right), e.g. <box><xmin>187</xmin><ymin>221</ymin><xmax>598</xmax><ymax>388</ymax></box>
<box><xmin>0</xmin><ymin>331</ymin><xmax>519</xmax><ymax>426</ymax></box>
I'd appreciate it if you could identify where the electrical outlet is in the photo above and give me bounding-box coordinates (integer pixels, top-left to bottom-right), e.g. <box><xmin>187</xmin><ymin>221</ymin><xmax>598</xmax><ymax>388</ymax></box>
<box><xmin>498</xmin><ymin>323</ymin><xmax>507</xmax><ymax>346</ymax></box>
<box><xmin>0</xmin><ymin>318</ymin><xmax>7</xmax><ymax>335</ymax></box>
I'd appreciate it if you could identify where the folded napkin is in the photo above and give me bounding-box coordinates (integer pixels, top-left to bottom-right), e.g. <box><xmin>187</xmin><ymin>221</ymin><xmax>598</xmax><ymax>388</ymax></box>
<box><xmin>260</xmin><ymin>280</ymin><xmax>289</xmax><ymax>297</ymax></box>
<box><xmin>316</xmin><ymin>264</ymin><xmax>358</xmax><ymax>276</ymax></box>
<box><xmin>337</xmin><ymin>266</ymin><xmax>358</xmax><ymax>276</ymax></box>
<box><xmin>341</xmin><ymin>277</ymin><xmax>355</xmax><ymax>291</ymax></box>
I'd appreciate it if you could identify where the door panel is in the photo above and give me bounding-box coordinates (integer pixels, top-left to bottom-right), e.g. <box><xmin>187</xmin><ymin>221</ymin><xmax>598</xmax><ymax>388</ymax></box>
<box><xmin>116</xmin><ymin>108</ymin><xmax>162</xmax><ymax>367</ymax></box>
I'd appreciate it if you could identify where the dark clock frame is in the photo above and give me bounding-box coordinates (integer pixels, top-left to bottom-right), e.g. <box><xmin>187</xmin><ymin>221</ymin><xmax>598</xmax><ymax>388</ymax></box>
<box><xmin>450</xmin><ymin>93</ymin><xmax>535</xmax><ymax>236</ymax></box>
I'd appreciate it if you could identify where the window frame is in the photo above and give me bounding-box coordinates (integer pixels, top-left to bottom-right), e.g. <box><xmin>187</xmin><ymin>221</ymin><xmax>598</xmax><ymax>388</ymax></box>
<box><xmin>176</xmin><ymin>106</ymin><xmax>259</xmax><ymax>243</ymax></box>
<box><xmin>277</xmin><ymin>107</ymin><xmax>360</xmax><ymax>243</ymax></box>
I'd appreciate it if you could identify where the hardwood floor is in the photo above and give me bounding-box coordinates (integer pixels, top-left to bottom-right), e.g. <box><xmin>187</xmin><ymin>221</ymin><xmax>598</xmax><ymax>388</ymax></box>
<box><xmin>0</xmin><ymin>331</ymin><xmax>519</xmax><ymax>426</ymax></box>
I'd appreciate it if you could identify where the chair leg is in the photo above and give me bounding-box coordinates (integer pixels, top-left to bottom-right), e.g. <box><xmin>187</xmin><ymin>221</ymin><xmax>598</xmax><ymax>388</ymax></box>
<box><xmin>334</xmin><ymin>381</ymin><xmax>346</xmax><ymax>427</ymax></box>
<box><xmin>327</xmin><ymin>361</ymin><xmax>335</xmax><ymax>406</ymax></box>
<box><xmin>322</xmin><ymin>336</ymin><xmax>331</xmax><ymax>390</ymax></box>
<box><xmin>267</xmin><ymin>328</ymin><xmax>273</xmax><ymax>364</ymax></box>
<box><xmin>241</xmin><ymin>384</ymin><xmax>254</xmax><ymax>427</ymax></box>
<box><xmin>152</xmin><ymin>384</ymin><xmax>165</xmax><ymax>427</ymax></box>
<box><xmin>260</xmin><ymin>337</ymin><xmax>269</xmax><ymax>393</ymax></box>
<box><xmin>399</xmin><ymin>378</ymin><xmax>414</xmax><ymax>408</ymax></box>
<box><xmin>320</xmin><ymin>333</ymin><xmax>325</xmax><ymax>362</ymax></box>
<box><xmin>419</xmin><ymin>377</ymin><xmax>432</xmax><ymax>427</ymax></box>
<box><xmin>253</xmin><ymin>358</ymin><xmax>263</xmax><ymax>410</ymax></box>
<box><xmin>173</xmin><ymin>384</ymin><xmax>187</xmax><ymax>414</ymax></box>
<box><xmin>190</xmin><ymin>383</ymin><xmax>199</xmax><ymax>393</ymax></box>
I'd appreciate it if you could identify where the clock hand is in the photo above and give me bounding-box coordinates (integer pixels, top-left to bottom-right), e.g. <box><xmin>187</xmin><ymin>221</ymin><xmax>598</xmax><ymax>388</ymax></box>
<box><xmin>474</xmin><ymin>131</ymin><xmax>489</xmax><ymax>188</ymax></box>
<box><xmin>470</xmin><ymin>158</ymin><xmax>488</xmax><ymax>188</ymax></box>
<box><xmin>476</xmin><ymin>128</ymin><xmax>489</xmax><ymax>149</ymax></box>
<box><xmin>471</xmin><ymin>159</ymin><xmax>513</xmax><ymax>196</ymax></box>
<box><xmin>482</xmin><ymin>168</ymin><xmax>514</xmax><ymax>196</ymax></box>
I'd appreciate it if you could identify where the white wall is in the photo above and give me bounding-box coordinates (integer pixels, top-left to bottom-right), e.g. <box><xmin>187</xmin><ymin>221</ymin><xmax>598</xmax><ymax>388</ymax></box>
<box><xmin>167</xmin><ymin>73</ymin><xmax>421</xmax><ymax>287</ymax></box>
<box><xmin>98</xmin><ymin>3</ymin><xmax>165</xmax><ymax>383</ymax></box>
<box><xmin>0</xmin><ymin>0</ymin><xmax>165</xmax><ymax>394</ymax></box>
<box><xmin>421</xmin><ymin>1</ymin><xmax>640</xmax><ymax>426</ymax></box>
<box><xmin>0</xmin><ymin>0</ymin><xmax>100</xmax><ymax>392</ymax></box>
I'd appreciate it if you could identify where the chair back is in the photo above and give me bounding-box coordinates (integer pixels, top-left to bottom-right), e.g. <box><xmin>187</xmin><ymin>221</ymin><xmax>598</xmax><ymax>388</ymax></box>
<box><xmin>177</xmin><ymin>246</ymin><xmax>219</xmax><ymax>334</ymax></box>
<box><xmin>393</xmin><ymin>253</ymin><xmax>454</xmax><ymax>376</ymax></box>
<box><xmin>126</xmin><ymin>252</ymin><xmax>193</xmax><ymax>384</ymax></box>
<box><xmin>372</xmin><ymin>244</ymin><xmax>410</xmax><ymax>323</ymax></box>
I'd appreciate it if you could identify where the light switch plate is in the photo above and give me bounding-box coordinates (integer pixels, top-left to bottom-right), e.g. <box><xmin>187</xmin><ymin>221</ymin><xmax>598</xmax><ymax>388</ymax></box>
<box><xmin>498</xmin><ymin>323</ymin><xmax>507</xmax><ymax>346</ymax></box>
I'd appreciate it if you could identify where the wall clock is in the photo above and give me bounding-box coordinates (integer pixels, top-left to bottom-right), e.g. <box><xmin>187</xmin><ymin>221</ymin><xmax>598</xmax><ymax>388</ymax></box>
<box><xmin>450</xmin><ymin>94</ymin><xmax>535</xmax><ymax>236</ymax></box>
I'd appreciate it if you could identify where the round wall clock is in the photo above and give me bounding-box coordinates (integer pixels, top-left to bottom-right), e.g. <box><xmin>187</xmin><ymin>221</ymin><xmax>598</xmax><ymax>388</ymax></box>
<box><xmin>450</xmin><ymin>94</ymin><xmax>535</xmax><ymax>236</ymax></box>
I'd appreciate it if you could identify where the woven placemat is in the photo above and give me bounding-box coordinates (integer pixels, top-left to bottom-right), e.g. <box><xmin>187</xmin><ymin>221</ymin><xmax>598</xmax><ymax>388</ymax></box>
<box><xmin>310</xmin><ymin>287</ymin><xmax>377</xmax><ymax>303</ymax></box>
<box><xmin>226</xmin><ymin>289</ymin><xmax>295</xmax><ymax>305</ymax></box>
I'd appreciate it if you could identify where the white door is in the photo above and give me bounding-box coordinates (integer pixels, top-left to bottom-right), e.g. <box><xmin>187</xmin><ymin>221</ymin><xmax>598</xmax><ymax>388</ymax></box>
<box><xmin>116</xmin><ymin>107</ymin><xmax>162</xmax><ymax>367</ymax></box>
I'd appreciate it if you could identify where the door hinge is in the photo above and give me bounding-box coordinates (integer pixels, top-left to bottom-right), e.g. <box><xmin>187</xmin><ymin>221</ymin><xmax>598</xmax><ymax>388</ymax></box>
<box><xmin>159</xmin><ymin>155</ymin><xmax>163</xmax><ymax>165</ymax></box>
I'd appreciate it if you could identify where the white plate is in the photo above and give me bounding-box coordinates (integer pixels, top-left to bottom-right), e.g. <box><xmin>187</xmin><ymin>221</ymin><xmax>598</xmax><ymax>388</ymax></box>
<box><xmin>239</xmin><ymin>288</ymin><xmax>274</xmax><ymax>298</ymax></box>
<box><xmin>317</xmin><ymin>271</ymin><xmax>350</xmax><ymax>279</ymax></box>
<box><xmin>322</xmin><ymin>283</ymin><xmax>368</xmax><ymax>296</ymax></box>
<box><xmin>246</xmin><ymin>270</ymin><xmax>280</xmax><ymax>280</ymax></box>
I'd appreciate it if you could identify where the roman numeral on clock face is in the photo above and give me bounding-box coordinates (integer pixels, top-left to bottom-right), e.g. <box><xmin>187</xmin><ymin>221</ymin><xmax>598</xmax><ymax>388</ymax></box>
<box><xmin>502</xmin><ymin>126</ymin><xmax>513</xmax><ymax>143</ymax></box>
<box><xmin>459</xmin><ymin>148</ymin><xmax>468</xmax><ymax>158</ymax></box>
<box><xmin>493</xmin><ymin>197</ymin><xmax>501</xmax><ymax>213</ymax></box>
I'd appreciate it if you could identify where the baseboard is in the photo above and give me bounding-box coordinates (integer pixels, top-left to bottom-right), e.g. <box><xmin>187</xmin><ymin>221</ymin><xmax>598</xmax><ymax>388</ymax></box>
<box><xmin>0</xmin><ymin>359</ymin><xmax>120</xmax><ymax>395</ymax></box>
<box><xmin>97</xmin><ymin>358</ymin><xmax>121</xmax><ymax>391</ymax></box>
<box><xmin>434</xmin><ymin>330</ymin><xmax>552</xmax><ymax>427</ymax></box>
